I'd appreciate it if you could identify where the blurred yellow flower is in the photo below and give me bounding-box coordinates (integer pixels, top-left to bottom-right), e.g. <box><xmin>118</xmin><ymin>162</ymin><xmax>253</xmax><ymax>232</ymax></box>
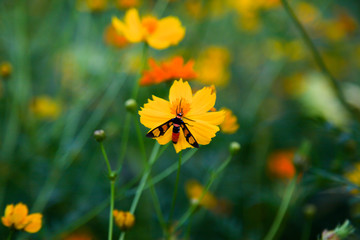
<box><xmin>296</xmin><ymin>2</ymin><xmax>320</xmax><ymax>24</ymax></box>
<box><xmin>219</xmin><ymin>108</ymin><xmax>239</xmax><ymax>134</ymax></box>
<box><xmin>264</xmin><ymin>39</ymin><xmax>306</xmax><ymax>62</ymax></box>
<box><xmin>31</xmin><ymin>95</ymin><xmax>61</xmax><ymax>120</ymax></box>
<box><xmin>196</xmin><ymin>46</ymin><xmax>230</xmax><ymax>86</ymax></box>
<box><xmin>185</xmin><ymin>179</ymin><xmax>218</xmax><ymax>210</ymax></box>
<box><xmin>139</xmin><ymin>79</ymin><xmax>225</xmax><ymax>153</ymax></box>
<box><xmin>345</xmin><ymin>163</ymin><xmax>360</xmax><ymax>194</ymax></box>
<box><xmin>282</xmin><ymin>73</ymin><xmax>306</xmax><ymax>97</ymax></box>
<box><xmin>103</xmin><ymin>24</ymin><xmax>129</xmax><ymax>48</ymax></box>
<box><xmin>115</xmin><ymin>0</ymin><xmax>140</xmax><ymax>9</ymax></box>
<box><xmin>267</xmin><ymin>151</ymin><xmax>296</xmax><ymax>180</ymax></box>
<box><xmin>112</xmin><ymin>8</ymin><xmax>185</xmax><ymax>50</ymax></box>
<box><xmin>321</xmin><ymin>11</ymin><xmax>357</xmax><ymax>41</ymax></box>
<box><xmin>113</xmin><ymin>210</ymin><xmax>135</xmax><ymax>230</ymax></box>
<box><xmin>0</xmin><ymin>61</ymin><xmax>12</xmax><ymax>79</ymax></box>
<box><xmin>1</xmin><ymin>203</ymin><xmax>42</xmax><ymax>233</ymax></box>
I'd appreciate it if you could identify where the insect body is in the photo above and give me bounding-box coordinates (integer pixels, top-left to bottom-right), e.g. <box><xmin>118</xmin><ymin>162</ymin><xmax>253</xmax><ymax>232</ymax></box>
<box><xmin>146</xmin><ymin>112</ymin><xmax>199</xmax><ymax>148</ymax></box>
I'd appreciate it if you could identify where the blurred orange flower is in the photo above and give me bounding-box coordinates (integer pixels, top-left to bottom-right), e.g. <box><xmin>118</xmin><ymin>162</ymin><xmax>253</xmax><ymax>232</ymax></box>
<box><xmin>267</xmin><ymin>151</ymin><xmax>296</xmax><ymax>180</ymax></box>
<box><xmin>115</xmin><ymin>0</ymin><xmax>140</xmax><ymax>9</ymax></box>
<box><xmin>103</xmin><ymin>24</ymin><xmax>128</xmax><ymax>48</ymax></box>
<box><xmin>0</xmin><ymin>61</ymin><xmax>12</xmax><ymax>79</ymax></box>
<box><xmin>185</xmin><ymin>180</ymin><xmax>218</xmax><ymax>210</ymax></box>
<box><xmin>64</xmin><ymin>232</ymin><xmax>94</xmax><ymax>240</ymax></box>
<box><xmin>140</xmin><ymin>57</ymin><xmax>197</xmax><ymax>86</ymax></box>
<box><xmin>112</xmin><ymin>8</ymin><xmax>185</xmax><ymax>49</ymax></box>
<box><xmin>1</xmin><ymin>203</ymin><xmax>42</xmax><ymax>233</ymax></box>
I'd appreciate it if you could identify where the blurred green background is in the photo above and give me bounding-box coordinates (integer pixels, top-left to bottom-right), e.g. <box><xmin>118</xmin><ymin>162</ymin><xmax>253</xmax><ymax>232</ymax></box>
<box><xmin>1</xmin><ymin>0</ymin><xmax>360</xmax><ymax>239</ymax></box>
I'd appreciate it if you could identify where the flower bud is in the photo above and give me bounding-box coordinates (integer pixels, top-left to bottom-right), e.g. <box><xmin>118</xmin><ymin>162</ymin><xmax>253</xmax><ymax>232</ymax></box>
<box><xmin>109</xmin><ymin>171</ymin><xmax>117</xmax><ymax>181</ymax></box>
<box><xmin>113</xmin><ymin>210</ymin><xmax>135</xmax><ymax>231</ymax></box>
<box><xmin>125</xmin><ymin>99</ymin><xmax>137</xmax><ymax>113</ymax></box>
<box><xmin>229</xmin><ymin>141</ymin><xmax>241</xmax><ymax>155</ymax></box>
<box><xmin>94</xmin><ymin>129</ymin><xmax>106</xmax><ymax>142</ymax></box>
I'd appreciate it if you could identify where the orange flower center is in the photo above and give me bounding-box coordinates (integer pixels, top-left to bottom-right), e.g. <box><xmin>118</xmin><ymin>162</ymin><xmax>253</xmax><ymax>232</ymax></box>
<box><xmin>170</xmin><ymin>98</ymin><xmax>191</xmax><ymax>116</ymax></box>
<box><xmin>142</xmin><ymin>16</ymin><xmax>158</xmax><ymax>34</ymax></box>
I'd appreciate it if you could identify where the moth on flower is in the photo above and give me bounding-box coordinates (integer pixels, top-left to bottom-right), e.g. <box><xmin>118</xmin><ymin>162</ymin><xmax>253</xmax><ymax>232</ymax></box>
<box><xmin>139</xmin><ymin>79</ymin><xmax>225</xmax><ymax>153</ymax></box>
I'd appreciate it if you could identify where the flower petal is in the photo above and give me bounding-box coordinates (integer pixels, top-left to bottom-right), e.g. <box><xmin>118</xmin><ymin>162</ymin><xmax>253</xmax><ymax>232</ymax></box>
<box><xmin>184</xmin><ymin>111</ymin><xmax>225</xmax><ymax>145</ymax></box>
<box><xmin>169</xmin><ymin>79</ymin><xmax>192</xmax><ymax>105</ymax></box>
<box><xmin>139</xmin><ymin>96</ymin><xmax>173</xmax><ymax>129</ymax></box>
<box><xmin>24</xmin><ymin>213</ymin><xmax>42</xmax><ymax>233</ymax></box>
<box><xmin>187</xmin><ymin>86</ymin><xmax>216</xmax><ymax>115</ymax></box>
<box><xmin>112</xmin><ymin>8</ymin><xmax>143</xmax><ymax>42</ymax></box>
<box><xmin>146</xmin><ymin>16</ymin><xmax>185</xmax><ymax>49</ymax></box>
<box><xmin>12</xmin><ymin>203</ymin><xmax>28</xmax><ymax>229</ymax></box>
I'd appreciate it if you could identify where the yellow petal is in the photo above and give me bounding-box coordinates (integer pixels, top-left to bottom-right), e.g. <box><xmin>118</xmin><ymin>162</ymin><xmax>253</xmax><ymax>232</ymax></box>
<box><xmin>24</xmin><ymin>213</ymin><xmax>42</xmax><ymax>233</ymax></box>
<box><xmin>146</xmin><ymin>16</ymin><xmax>185</xmax><ymax>49</ymax></box>
<box><xmin>112</xmin><ymin>8</ymin><xmax>143</xmax><ymax>42</ymax></box>
<box><xmin>169</xmin><ymin>79</ymin><xmax>192</xmax><ymax>105</ymax></box>
<box><xmin>187</xmin><ymin>86</ymin><xmax>216</xmax><ymax>115</ymax></box>
<box><xmin>139</xmin><ymin>96</ymin><xmax>173</xmax><ymax>129</ymax></box>
<box><xmin>1</xmin><ymin>216</ymin><xmax>11</xmax><ymax>227</ymax></box>
<box><xmin>184</xmin><ymin>111</ymin><xmax>224</xmax><ymax>145</ymax></box>
<box><xmin>12</xmin><ymin>203</ymin><xmax>28</xmax><ymax>229</ymax></box>
<box><xmin>1</xmin><ymin>204</ymin><xmax>14</xmax><ymax>227</ymax></box>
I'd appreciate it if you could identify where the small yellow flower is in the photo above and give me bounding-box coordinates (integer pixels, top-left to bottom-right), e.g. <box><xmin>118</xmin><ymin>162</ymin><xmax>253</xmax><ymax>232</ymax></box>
<box><xmin>112</xmin><ymin>8</ymin><xmax>185</xmax><ymax>50</ymax></box>
<box><xmin>0</xmin><ymin>61</ymin><xmax>12</xmax><ymax>79</ymax></box>
<box><xmin>1</xmin><ymin>203</ymin><xmax>42</xmax><ymax>233</ymax></box>
<box><xmin>219</xmin><ymin>108</ymin><xmax>239</xmax><ymax>134</ymax></box>
<box><xmin>30</xmin><ymin>95</ymin><xmax>61</xmax><ymax>120</ymax></box>
<box><xmin>113</xmin><ymin>210</ymin><xmax>135</xmax><ymax>230</ymax></box>
<box><xmin>185</xmin><ymin>179</ymin><xmax>218</xmax><ymax>210</ymax></box>
<box><xmin>139</xmin><ymin>79</ymin><xmax>225</xmax><ymax>153</ymax></box>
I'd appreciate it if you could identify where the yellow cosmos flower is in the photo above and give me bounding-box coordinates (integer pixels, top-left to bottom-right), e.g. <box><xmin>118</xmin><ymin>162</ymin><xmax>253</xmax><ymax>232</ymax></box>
<box><xmin>0</xmin><ymin>61</ymin><xmax>12</xmax><ymax>79</ymax></box>
<box><xmin>112</xmin><ymin>8</ymin><xmax>185</xmax><ymax>50</ymax></box>
<box><xmin>185</xmin><ymin>179</ymin><xmax>218</xmax><ymax>210</ymax></box>
<box><xmin>345</xmin><ymin>163</ymin><xmax>360</xmax><ymax>194</ymax></box>
<box><xmin>113</xmin><ymin>210</ymin><xmax>135</xmax><ymax>230</ymax></box>
<box><xmin>1</xmin><ymin>203</ymin><xmax>42</xmax><ymax>233</ymax></box>
<box><xmin>220</xmin><ymin>108</ymin><xmax>239</xmax><ymax>134</ymax></box>
<box><xmin>139</xmin><ymin>79</ymin><xmax>225</xmax><ymax>153</ymax></box>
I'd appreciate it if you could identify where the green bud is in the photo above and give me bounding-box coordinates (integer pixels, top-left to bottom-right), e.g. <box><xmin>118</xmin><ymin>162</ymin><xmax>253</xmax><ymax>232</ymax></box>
<box><xmin>109</xmin><ymin>171</ymin><xmax>117</xmax><ymax>181</ymax></box>
<box><xmin>229</xmin><ymin>141</ymin><xmax>241</xmax><ymax>155</ymax></box>
<box><xmin>125</xmin><ymin>99</ymin><xmax>137</xmax><ymax>113</ymax></box>
<box><xmin>94</xmin><ymin>129</ymin><xmax>106</xmax><ymax>142</ymax></box>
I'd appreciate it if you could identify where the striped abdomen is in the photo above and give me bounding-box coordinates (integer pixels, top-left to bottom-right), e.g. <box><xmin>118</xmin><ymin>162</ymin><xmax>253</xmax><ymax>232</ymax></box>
<box><xmin>172</xmin><ymin>123</ymin><xmax>180</xmax><ymax>144</ymax></box>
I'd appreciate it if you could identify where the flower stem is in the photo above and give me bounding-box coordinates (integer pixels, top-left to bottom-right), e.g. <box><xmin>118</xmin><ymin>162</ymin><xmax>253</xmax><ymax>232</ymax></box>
<box><xmin>118</xmin><ymin>142</ymin><xmax>161</xmax><ymax>240</ymax></box>
<box><xmin>264</xmin><ymin>177</ymin><xmax>297</xmax><ymax>240</ymax></box>
<box><xmin>100</xmin><ymin>142</ymin><xmax>115</xmax><ymax>240</ymax></box>
<box><xmin>280</xmin><ymin>0</ymin><xmax>360</xmax><ymax>121</ymax></box>
<box><xmin>168</xmin><ymin>152</ymin><xmax>182</xmax><ymax>230</ymax></box>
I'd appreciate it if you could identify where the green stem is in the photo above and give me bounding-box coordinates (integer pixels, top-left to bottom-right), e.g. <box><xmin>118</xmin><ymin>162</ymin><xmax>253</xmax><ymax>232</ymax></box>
<box><xmin>264</xmin><ymin>178</ymin><xmax>297</xmax><ymax>240</ymax></box>
<box><xmin>168</xmin><ymin>152</ymin><xmax>182</xmax><ymax>228</ymax></box>
<box><xmin>109</xmin><ymin>180</ymin><xmax>115</xmax><ymax>240</ymax></box>
<box><xmin>100</xmin><ymin>142</ymin><xmax>115</xmax><ymax>240</ymax></box>
<box><xmin>118</xmin><ymin>142</ymin><xmax>161</xmax><ymax>240</ymax></box>
<box><xmin>280</xmin><ymin>0</ymin><xmax>360</xmax><ymax>121</ymax></box>
<box><xmin>100</xmin><ymin>143</ymin><xmax>112</xmax><ymax>174</ymax></box>
<box><xmin>149</xmin><ymin>175</ymin><xmax>167</xmax><ymax>234</ymax></box>
<box><xmin>184</xmin><ymin>216</ymin><xmax>193</xmax><ymax>240</ymax></box>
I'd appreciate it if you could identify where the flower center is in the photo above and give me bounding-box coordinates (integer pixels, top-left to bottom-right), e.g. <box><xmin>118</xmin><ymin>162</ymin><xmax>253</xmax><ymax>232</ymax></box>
<box><xmin>170</xmin><ymin>98</ymin><xmax>191</xmax><ymax>117</ymax></box>
<box><xmin>142</xmin><ymin>16</ymin><xmax>158</xmax><ymax>34</ymax></box>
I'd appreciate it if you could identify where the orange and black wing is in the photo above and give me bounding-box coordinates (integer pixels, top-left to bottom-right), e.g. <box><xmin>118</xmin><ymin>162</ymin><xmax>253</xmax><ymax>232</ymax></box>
<box><xmin>146</xmin><ymin>120</ymin><xmax>173</xmax><ymax>138</ymax></box>
<box><xmin>180</xmin><ymin>123</ymin><xmax>199</xmax><ymax>148</ymax></box>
